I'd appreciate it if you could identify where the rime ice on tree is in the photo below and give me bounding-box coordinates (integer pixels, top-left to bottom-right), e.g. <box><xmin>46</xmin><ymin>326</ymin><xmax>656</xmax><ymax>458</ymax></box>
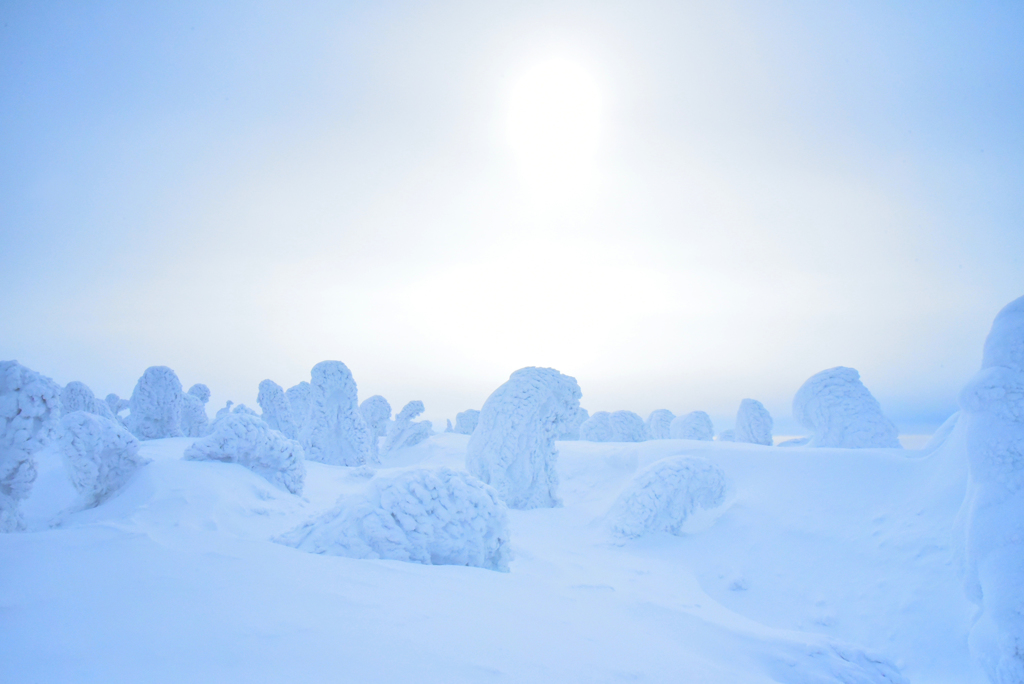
<box><xmin>645</xmin><ymin>409</ymin><xmax>676</xmax><ymax>440</ymax></box>
<box><xmin>734</xmin><ymin>399</ymin><xmax>773</xmax><ymax>446</ymax></box>
<box><xmin>454</xmin><ymin>409</ymin><xmax>480</xmax><ymax>435</ymax></box>
<box><xmin>580</xmin><ymin>410</ymin><xmax>647</xmax><ymax>442</ymax></box>
<box><xmin>57</xmin><ymin>411</ymin><xmax>148</xmax><ymax>511</ymax></box>
<box><xmin>359</xmin><ymin>395</ymin><xmax>391</xmax><ymax>461</ymax></box>
<box><xmin>257</xmin><ymin>380</ymin><xmax>297</xmax><ymax>439</ymax></box>
<box><xmin>792</xmin><ymin>367</ymin><xmax>900</xmax><ymax>448</ymax></box>
<box><xmin>558</xmin><ymin>407</ymin><xmax>589</xmax><ymax>441</ymax></box>
<box><xmin>466</xmin><ymin>367</ymin><xmax>581</xmax><ymax>509</ymax></box>
<box><xmin>381</xmin><ymin>401</ymin><xmax>432</xmax><ymax>456</ymax></box>
<box><xmin>286</xmin><ymin>381</ymin><xmax>312</xmax><ymax>436</ymax></box>
<box><xmin>126</xmin><ymin>366</ymin><xmax>184</xmax><ymax>440</ymax></box>
<box><xmin>180</xmin><ymin>383</ymin><xmax>211</xmax><ymax>438</ymax></box>
<box><xmin>670</xmin><ymin>411</ymin><xmax>714</xmax><ymax>441</ymax></box>
<box><xmin>300</xmin><ymin>361</ymin><xmax>373</xmax><ymax>466</ymax></box>
<box><xmin>60</xmin><ymin>381</ymin><xmax>115</xmax><ymax>419</ymax></box>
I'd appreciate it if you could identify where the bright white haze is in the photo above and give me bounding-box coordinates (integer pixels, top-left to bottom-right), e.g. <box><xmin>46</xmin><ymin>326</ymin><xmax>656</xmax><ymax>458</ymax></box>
<box><xmin>1</xmin><ymin>1</ymin><xmax>1022</xmax><ymax>434</ymax></box>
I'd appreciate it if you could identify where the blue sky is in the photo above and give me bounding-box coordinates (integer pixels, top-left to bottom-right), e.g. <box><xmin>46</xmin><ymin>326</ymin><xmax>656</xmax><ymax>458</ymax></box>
<box><xmin>2</xmin><ymin>1</ymin><xmax>1022</xmax><ymax>433</ymax></box>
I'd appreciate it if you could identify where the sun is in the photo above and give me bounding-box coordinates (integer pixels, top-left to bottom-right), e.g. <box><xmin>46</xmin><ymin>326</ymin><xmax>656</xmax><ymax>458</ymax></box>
<box><xmin>505</xmin><ymin>56</ymin><xmax>603</xmax><ymax>189</ymax></box>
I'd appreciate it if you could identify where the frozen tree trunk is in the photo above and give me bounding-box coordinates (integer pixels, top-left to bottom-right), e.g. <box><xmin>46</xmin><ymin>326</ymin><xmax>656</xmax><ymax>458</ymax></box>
<box><xmin>1</xmin><ymin>361</ymin><xmax>61</xmax><ymax>532</ymax></box>
<box><xmin>792</xmin><ymin>367</ymin><xmax>900</xmax><ymax>448</ymax></box>
<box><xmin>381</xmin><ymin>401</ymin><xmax>432</xmax><ymax>456</ymax></box>
<box><xmin>734</xmin><ymin>399</ymin><xmax>773</xmax><ymax>446</ymax></box>
<box><xmin>466</xmin><ymin>367</ymin><xmax>581</xmax><ymax>509</ymax></box>
<box><xmin>645</xmin><ymin>409</ymin><xmax>676</xmax><ymax>440</ymax></box>
<box><xmin>257</xmin><ymin>379</ymin><xmax>297</xmax><ymax>439</ymax></box>
<box><xmin>300</xmin><ymin>361</ymin><xmax>374</xmax><ymax>466</ymax></box>
<box><xmin>60</xmin><ymin>381</ymin><xmax>115</xmax><ymax>420</ymax></box>
<box><xmin>956</xmin><ymin>295</ymin><xmax>1024</xmax><ymax>683</ymax></box>
<box><xmin>454</xmin><ymin>409</ymin><xmax>480</xmax><ymax>435</ymax></box>
<box><xmin>670</xmin><ymin>411</ymin><xmax>714</xmax><ymax>441</ymax></box>
<box><xmin>57</xmin><ymin>411</ymin><xmax>148</xmax><ymax>510</ymax></box>
<box><xmin>126</xmin><ymin>366</ymin><xmax>184</xmax><ymax>440</ymax></box>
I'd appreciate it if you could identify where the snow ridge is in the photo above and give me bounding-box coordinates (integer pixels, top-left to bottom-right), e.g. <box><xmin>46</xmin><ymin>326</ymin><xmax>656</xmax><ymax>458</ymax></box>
<box><xmin>792</xmin><ymin>367</ymin><xmax>900</xmax><ymax>448</ymax></box>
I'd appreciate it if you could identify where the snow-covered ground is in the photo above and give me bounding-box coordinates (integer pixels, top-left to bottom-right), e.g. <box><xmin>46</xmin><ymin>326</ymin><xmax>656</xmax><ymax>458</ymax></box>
<box><xmin>1</xmin><ymin>430</ymin><xmax>980</xmax><ymax>683</ymax></box>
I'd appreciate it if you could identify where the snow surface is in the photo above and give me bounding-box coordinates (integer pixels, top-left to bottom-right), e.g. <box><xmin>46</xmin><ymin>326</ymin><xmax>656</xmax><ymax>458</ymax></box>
<box><xmin>793</xmin><ymin>367</ymin><xmax>901</xmax><ymax>448</ymax></box>
<box><xmin>671</xmin><ymin>410</ymin><xmax>715</xmax><ymax>440</ymax></box>
<box><xmin>454</xmin><ymin>408</ymin><xmax>480</xmax><ymax>435</ymax></box>
<box><xmin>580</xmin><ymin>410</ymin><xmax>648</xmax><ymax>442</ymax></box>
<box><xmin>300</xmin><ymin>361</ymin><xmax>373</xmax><ymax>467</ymax></box>
<box><xmin>257</xmin><ymin>379</ymin><xmax>297</xmax><ymax>439</ymax></box>
<box><xmin>467</xmin><ymin>367</ymin><xmax>581</xmax><ymax>509</ymax></box>
<box><xmin>735</xmin><ymin>399</ymin><xmax>774</xmax><ymax>446</ymax></box>
<box><xmin>954</xmin><ymin>295</ymin><xmax>1024</xmax><ymax>681</ymax></box>
<box><xmin>56</xmin><ymin>411</ymin><xmax>147</xmax><ymax>512</ymax></box>
<box><xmin>645</xmin><ymin>409</ymin><xmax>676</xmax><ymax>440</ymax></box>
<box><xmin>278</xmin><ymin>466</ymin><xmax>510</xmax><ymax>571</ymax></box>
<box><xmin>60</xmin><ymin>381</ymin><xmax>115</xmax><ymax>419</ymax></box>
<box><xmin>382</xmin><ymin>400</ymin><xmax>432</xmax><ymax>456</ymax></box>
<box><xmin>126</xmin><ymin>366</ymin><xmax>184</xmax><ymax>440</ymax></box>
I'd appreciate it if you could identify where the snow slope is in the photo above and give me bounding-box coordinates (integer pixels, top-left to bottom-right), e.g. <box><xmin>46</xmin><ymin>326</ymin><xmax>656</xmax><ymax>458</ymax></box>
<box><xmin>0</xmin><ymin>431</ymin><xmax>981</xmax><ymax>683</ymax></box>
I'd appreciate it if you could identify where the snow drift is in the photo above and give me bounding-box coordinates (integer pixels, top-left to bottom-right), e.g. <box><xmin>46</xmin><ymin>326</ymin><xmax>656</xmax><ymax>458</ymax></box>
<box><xmin>466</xmin><ymin>367</ymin><xmax>581</xmax><ymax>509</ymax></box>
<box><xmin>57</xmin><ymin>410</ymin><xmax>147</xmax><ymax>510</ymax></box>
<box><xmin>0</xmin><ymin>360</ymin><xmax>61</xmax><ymax>531</ymax></box>
<box><xmin>257</xmin><ymin>380</ymin><xmax>297</xmax><ymax>439</ymax></box>
<box><xmin>278</xmin><ymin>466</ymin><xmax>511</xmax><ymax>571</ymax></box>
<box><xmin>126</xmin><ymin>366</ymin><xmax>184</xmax><ymax>440</ymax></box>
<box><xmin>670</xmin><ymin>411</ymin><xmax>714</xmax><ymax>441</ymax></box>
<box><xmin>454</xmin><ymin>409</ymin><xmax>479</xmax><ymax>435</ymax></box>
<box><xmin>792</xmin><ymin>367</ymin><xmax>900</xmax><ymax>448</ymax></box>
<box><xmin>185</xmin><ymin>412</ymin><xmax>305</xmax><ymax>495</ymax></box>
<box><xmin>608</xmin><ymin>455</ymin><xmax>727</xmax><ymax>539</ymax></box>
<box><xmin>734</xmin><ymin>399</ymin><xmax>773</xmax><ymax>446</ymax></box>
<box><xmin>300</xmin><ymin>361</ymin><xmax>374</xmax><ymax>467</ymax></box>
<box><xmin>645</xmin><ymin>409</ymin><xmax>675</xmax><ymax>440</ymax></box>
<box><xmin>580</xmin><ymin>410</ymin><xmax>647</xmax><ymax>442</ymax></box>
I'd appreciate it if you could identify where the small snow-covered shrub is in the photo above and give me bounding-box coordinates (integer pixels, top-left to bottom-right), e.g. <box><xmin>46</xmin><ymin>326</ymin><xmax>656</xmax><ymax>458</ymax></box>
<box><xmin>580</xmin><ymin>410</ymin><xmax>647</xmax><ymax>442</ymax></box>
<box><xmin>793</xmin><ymin>367</ymin><xmax>900</xmax><ymax>448</ymax></box>
<box><xmin>466</xmin><ymin>367</ymin><xmax>581</xmax><ymax>509</ymax></box>
<box><xmin>286</xmin><ymin>381</ymin><xmax>312</xmax><ymax>435</ymax></box>
<box><xmin>277</xmin><ymin>466</ymin><xmax>510</xmax><ymax>571</ymax></box>
<box><xmin>301</xmin><ymin>361</ymin><xmax>374</xmax><ymax>466</ymax></box>
<box><xmin>1</xmin><ymin>361</ymin><xmax>61</xmax><ymax>531</ymax></box>
<box><xmin>608</xmin><ymin>456</ymin><xmax>727</xmax><ymax>539</ymax></box>
<box><xmin>126</xmin><ymin>366</ymin><xmax>183</xmax><ymax>440</ymax></box>
<box><xmin>734</xmin><ymin>399</ymin><xmax>773</xmax><ymax>446</ymax></box>
<box><xmin>454</xmin><ymin>409</ymin><xmax>480</xmax><ymax>435</ymax></box>
<box><xmin>956</xmin><ymin>295</ymin><xmax>1024</xmax><ymax>682</ymax></box>
<box><xmin>645</xmin><ymin>409</ymin><xmax>675</xmax><ymax>440</ymax></box>
<box><xmin>185</xmin><ymin>412</ymin><xmax>305</xmax><ymax>495</ymax></box>
<box><xmin>670</xmin><ymin>411</ymin><xmax>714</xmax><ymax>440</ymax></box>
<box><xmin>257</xmin><ymin>380</ymin><xmax>297</xmax><ymax>439</ymax></box>
<box><xmin>57</xmin><ymin>411</ymin><xmax>147</xmax><ymax>509</ymax></box>
<box><xmin>558</xmin><ymin>407</ymin><xmax>589</xmax><ymax>441</ymax></box>
<box><xmin>60</xmin><ymin>381</ymin><xmax>114</xmax><ymax>419</ymax></box>
<box><xmin>382</xmin><ymin>401</ymin><xmax>432</xmax><ymax>455</ymax></box>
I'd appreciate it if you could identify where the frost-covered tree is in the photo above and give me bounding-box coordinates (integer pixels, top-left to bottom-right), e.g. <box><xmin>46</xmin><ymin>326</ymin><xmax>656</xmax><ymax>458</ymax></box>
<box><xmin>184</xmin><ymin>412</ymin><xmax>305</xmax><ymax>495</ymax></box>
<box><xmin>179</xmin><ymin>384</ymin><xmax>211</xmax><ymax>438</ymax></box>
<box><xmin>257</xmin><ymin>380</ymin><xmax>297</xmax><ymax>439</ymax></box>
<box><xmin>125</xmin><ymin>366</ymin><xmax>183</xmax><ymax>440</ymax></box>
<box><xmin>792</xmin><ymin>367</ymin><xmax>900</xmax><ymax>448</ymax></box>
<box><xmin>301</xmin><ymin>361</ymin><xmax>374</xmax><ymax>466</ymax></box>
<box><xmin>359</xmin><ymin>395</ymin><xmax>392</xmax><ymax>462</ymax></box>
<box><xmin>286</xmin><ymin>381</ymin><xmax>312</xmax><ymax>436</ymax></box>
<box><xmin>57</xmin><ymin>411</ymin><xmax>147</xmax><ymax>510</ymax></box>
<box><xmin>1</xmin><ymin>361</ymin><xmax>61</xmax><ymax>532</ymax></box>
<box><xmin>454</xmin><ymin>409</ymin><xmax>480</xmax><ymax>435</ymax></box>
<box><xmin>466</xmin><ymin>367</ymin><xmax>581</xmax><ymax>509</ymax></box>
<box><xmin>216</xmin><ymin>401</ymin><xmax>234</xmax><ymax>419</ymax></box>
<box><xmin>580</xmin><ymin>410</ymin><xmax>647</xmax><ymax>442</ymax></box>
<box><xmin>734</xmin><ymin>399</ymin><xmax>773</xmax><ymax>446</ymax></box>
<box><xmin>381</xmin><ymin>401</ymin><xmax>432</xmax><ymax>456</ymax></box>
<box><xmin>60</xmin><ymin>381</ymin><xmax>115</xmax><ymax>419</ymax></box>
<box><xmin>187</xmin><ymin>384</ymin><xmax>210</xmax><ymax>403</ymax></box>
<box><xmin>105</xmin><ymin>393</ymin><xmax>129</xmax><ymax>419</ymax></box>
<box><xmin>558</xmin><ymin>407</ymin><xmax>589</xmax><ymax>441</ymax></box>
<box><xmin>277</xmin><ymin>467</ymin><xmax>510</xmax><ymax>571</ymax></box>
<box><xmin>232</xmin><ymin>404</ymin><xmax>259</xmax><ymax>417</ymax></box>
<box><xmin>670</xmin><ymin>411</ymin><xmax>714</xmax><ymax>440</ymax></box>
<box><xmin>955</xmin><ymin>295</ymin><xmax>1024</xmax><ymax>682</ymax></box>
<box><xmin>645</xmin><ymin>409</ymin><xmax>676</xmax><ymax>440</ymax></box>
<box><xmin>608</xmin><ymin>456</ymin><xmax>727</xmax><ymax>538</ymax></box>
<box><xmin>445</xmin><ymin>419</ymin><xmax>453</xmax><ymax>432</ymax></box>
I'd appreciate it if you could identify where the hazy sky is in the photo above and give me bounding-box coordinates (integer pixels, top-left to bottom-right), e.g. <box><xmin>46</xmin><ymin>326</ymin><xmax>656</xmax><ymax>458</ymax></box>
<box><xmin>2</xmin><ymin>1</ymin><xmax>1022</xmax><ymax>433</ymax></box>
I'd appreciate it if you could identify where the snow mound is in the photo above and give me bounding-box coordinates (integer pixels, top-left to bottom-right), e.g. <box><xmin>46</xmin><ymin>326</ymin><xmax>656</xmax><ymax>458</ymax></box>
<box><xmin>670</xmin><ymin>411</ymin><xmax>714</xmax><ymax>440</ymax></box>
<box><xmin>734</xmin><ymin>399</ymin><xmax>773</xmax><ymax>446</ymax></box>
<box><xmin>60</xmin><ymin>381</ymin><xmax>115</xmax><ymax>419</ymax></box>
<box><xmin>57</xmin><ymin>411</ymin><xmax>148</xmax><ymax>510</ymax></box>
<box><xmin>382</xmin><ymin>401</ymin><xmax>432</xmax><ymax>455</ymax></box>
<box><xmin>1</xmin><ymin>360</ymin><xmax>61</xmax><ymax>531</ymax></box>
<box><xmin>558</xmin><ymin>407</ymin><xmax>589</xmax><ymax>441</ymax></box>
<box><xmin>608</xmin><ymin>456</ymin><xmax>727</xmax><ymax>539</ymax></box>
<box><xmin>300</xmin><ymin>361</ymin><xmax>373</xmax><ymax>467</ymax></box>
<box><xmin>286</xmin><ymin>381</ymin><xmax>311</xmax><ymax>436</ymax></box>
<box><xmin>466</xmin><ymin>367</ymin><xmax>581</xmax><ymax>509</ymax></box>
<box><xmin>956</xmin><ymin>295</ymin><xmax>1024</xmax><ymax>682</ymax></box>
<box><xmin>454</xmin><ymin>409</ymin><xmax>479</xmax><ymax>435</ymax></box>
<box><xmin>184</xmin><ymin>412</ymin><xmax>305</xmax><ymax>495</ymax></box>
<box><xmin>580</xmin><ymin>410</ymin><xmax>647</xmax><ymax>442</ymax></box>
<box><xmin>126</xmin><ymin>366</ymin><xmax>184</xmax><ymax>440</ymax></box>
<box><xmin>257</xmin><ymin>380</ymin><xmax>297</xmax><ymax>439</ymax></box>
<box><xmin>793</xmin><ymin>367</ymin><xmax>900</xmax><ymax>448</ymax></box>
<box><xmin>278</xmin><ymin>466</ymin><xmax>511</xmax><ymax>571</ymax></box>
<box><xmin>645</xmin><ymin>409</ymin><xmax>675</xmax><ymax>440</ymax></box>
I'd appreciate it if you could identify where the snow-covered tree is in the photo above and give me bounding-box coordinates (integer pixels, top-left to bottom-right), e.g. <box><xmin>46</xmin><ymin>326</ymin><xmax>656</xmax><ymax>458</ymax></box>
<box><xmin>792</xmin><ymin>367</ymin><xmax>900</xmax><ymax>448</ymax></box>
<box><xmin>558</xmin><ymin>407</ymin><xmax>589</xmax><ymax>441</ymax></box>
<box><xmin>57</xmin><ymin>411</ymin><xmax>147</xmax><ymax>510</ymax></box>
<box><xmin>105</xmin><ymin>393</ymin><xmax>129</xmax><ymax>419</ymax></box>
<box><xmin>185</xmin><ymin>412</ymin><xmax>305</xmax><ymax>495</ymax></box>
<box><xmin>179</xmin><ymin>384</ymin><xmax>211</xmax><ymax>438</ymax></box>
<box><xmin>216</xmin><ymin>401</ymin><xmax>234</xmax><ymax>419</ymax></box>
<box><xmin>956</xmin><ymin>295</ymin><xmax>1024</xmax><ymax>682</ymax></box>
<box><xmin>300</xmin><ymin>361</ymin><xmax>373</xmax><ymax>466</ymax></box>
<box><xmin>286</xmin><ymin>381</ymin><xmax>311</xmax><ymax>436</ymax></box>
<box><xmin>381</xmin><ymin>401</ymin><xmax>432</xmax><ymax>456</ymax></box>
<box><xmin>645</xmin><ymin>409</ymin><xmax>675</xmax><ymax>440</ymax></box>
<box><xmin>278</xmin><ymin>466</ymin><xmax>510</xmax><ymax>571</ymax></box>
<box><xmin>60</xmin><ymin>381</ymin><xmax>114</xmax><ymax>419</ymax></box>
<box><xmin>257</xmin><ymin>379</ymin><xmax>297</xmax><ymax>439</ymax></box>
<box><xmin>466</xmin><ymin>367</ymin><xmax>581</xmax><ymax>509</ymax></box>
<box><xmin>359</xmin><ymin>395</ymin><xmax>391</xmax><ymax>438</ymax></box>
<box><xmin>1</xmin><ymin>361</ymin><xmax>60</xmax><ymax>532</ymax></box>
<box><xmin>454</xmin><ymin>409</ymin><xmax>480</xmax><ymax>435</ymax></box>
<box><xmin>187</xmin><ymin>384</ymin><xmax>210</xmax><ymax>403</ymax></box>
<box><xmin>608</xmin><ymin>456</ymin><xmax>727</xmax><ymax>539</ymax></box>
<box><xmin>580</xmin><ymin>410</ymin><xmax>647</xmax><ymax>442</ymax></box>
<box><xmin>125</xmin><ymin>366</ymin><xmax>184</xmax><ymax>440</ymax></box>
<box><xmin>669</xmin><ymin>411</ymin><xmax>714</xmax><ymax>440</ymax></box>
<box><xmin>734</xmin><ymin>399</ymin><xmax>773</xmax><ymax>446</ymax></box>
